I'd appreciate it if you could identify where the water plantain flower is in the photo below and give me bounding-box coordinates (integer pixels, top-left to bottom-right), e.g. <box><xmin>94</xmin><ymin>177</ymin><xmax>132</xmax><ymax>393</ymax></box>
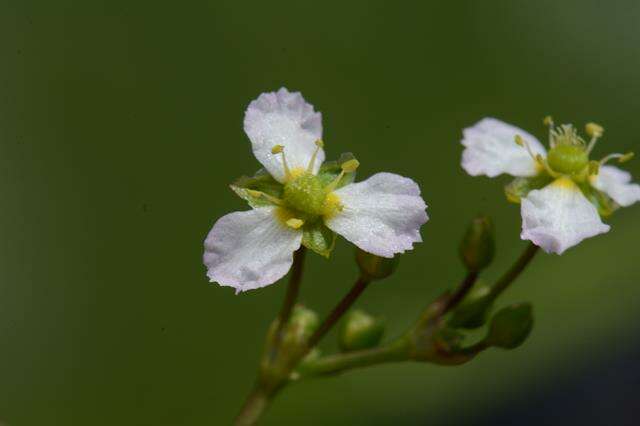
<box><xmin>461</xmin><ymin>117</ymin><xmax>640</xmax><ymax>254</ymax></box>
<box><xmin>204</xmin><ymin>88</ymin><xmax>429</xmax><ymax>292</ymax></box>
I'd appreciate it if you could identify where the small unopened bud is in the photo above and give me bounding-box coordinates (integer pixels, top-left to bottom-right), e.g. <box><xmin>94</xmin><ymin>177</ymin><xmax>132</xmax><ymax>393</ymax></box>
<box><xmin>485</xmin><ymin>303</ymin><xmax>533</xmax><ymax>349</ymax></box>
<box><xmin>282</xmin><ymin>305</ymin><xmax>319</xmax><ymax>348</ymax></box>
<box><xmin>585</xmin><ymin>122</ymin><xmax>604</xmax><ymax>138</ymax></box>
<box><xmin>355</xmin><ymin>248</ymin><xmax>398</xmax><ymax>280</ymax></box>
<box><xmin>339</xmin><ymin>309</ymin><xmax>385</xmax><ymax>352</ymax></box>
<box><xmin>448</xmin><ymin>281</ymin><xmax>494</xmax><ymax>329</ymax></box>
<box><xmin>459</xmin><ymin>215</ymin><xmax>495</xmax><ymax>272</ymax></box>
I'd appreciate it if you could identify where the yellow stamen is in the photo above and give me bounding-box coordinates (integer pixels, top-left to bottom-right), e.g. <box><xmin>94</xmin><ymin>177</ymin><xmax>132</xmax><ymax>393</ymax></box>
<box><xmin>271</xmin><ymin>144</ymin><xmax>292</xmax><ymax>180</ymax></box>
<box><xmin>285</xmin><ymin>218</ymin><xmax>304</xmax><ymax>229</ymax></box>
<box><xmin>247</xmin><ymin>189</ymin><xmax>283</xmax><ymax>206</ymax></box>
<box><xmin>324</xmin><ymin>160</ymin><xmax>360</xmax><ymax>193</ymax></box>
<box><xmin>543</xmin><ymin>115</ymin><xmax>555</xmax><ymax>147</ymax></box>
<box><xmin>307</xmin><ymin>139</ymin><xmax>324</xmax><ymax>173</ymax></box>
<box><xmin>586</xmin><ymin>122</ymin><xmax>604</xmax><ymax>154</ymax></box>
<box><xmin>585</xmin><ymin>122</ymin><xmax>604</xmax><ymax>138</ymax></box>
<box><xmin>599</xmin><ymin>151</ymin><xmax>634</xmax><ymax>166</ymax></box>
<box><xmin>341</xmin><ymin>159</ymin><xmax>360</xmax><ymax>173</ymax></box>
<box><xmin>515</xmin><ymin>135</ymin><xmax>537</xmax><ymax>161</ymax></box>
<box><xmin>322</xmin><ymin>192</ymin><xmax>343</xmax><ymax>219</ymax></box>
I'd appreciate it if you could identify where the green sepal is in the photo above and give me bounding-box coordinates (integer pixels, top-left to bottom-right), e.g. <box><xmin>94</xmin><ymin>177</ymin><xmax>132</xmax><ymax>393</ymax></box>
<box><xmin>448</xmin><ymin>280</ymin><xmax>494</xmax><ymax>329</ymax></box>
<box><xmin>317</xmin><ymin>153</ymin><xmax>358</xmax><ymax>189</ymax></box>
<box><xmin>579</xmin><ymin>183</ymin><xmax>617</xmax><ymax>217</ymax></box>
<box><xmin>355</xmin><ymin>248</ymin><xmax>399</xmax><ymax>281</ymax></box>
<box><xmin>485</xmin><ymin>303</ymin><xmax>533</xmax><ymax>349</ymax></box>
<box><xmin>230</xmin><ymin>169</ymin><xmax>284</xmax><ymax>208</ymax></box>
<box><xmin>302</xmin><ymin>221</ymin><xmax>336</xmax><ymax>258</ymax></box>
<box><xmin>505</xmin><ymin>174</ymin><xmax>554</xmax><ymax>203</ymax></box>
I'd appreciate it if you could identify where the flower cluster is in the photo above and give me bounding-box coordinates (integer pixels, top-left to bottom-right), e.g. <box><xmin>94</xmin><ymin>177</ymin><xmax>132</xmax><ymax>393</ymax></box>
<box><xmin>203</xmin><ymin>88</ymin><xmax>428</xmax><ymax>292</ymax></box>
<box><xmin>461</xmin><ymin>118</ymin><xmax>640</xmax><ymax>254</ymax></box>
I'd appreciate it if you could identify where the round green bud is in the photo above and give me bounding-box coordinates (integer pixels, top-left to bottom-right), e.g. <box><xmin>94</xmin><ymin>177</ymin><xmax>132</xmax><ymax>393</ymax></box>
<box><xmin>283</xmin><ymin>173</ymin><xmax>326</xmax><ymax>216</ymax></box>
<box><xmin>282</xmin><ymin>305</ymin><xmax>319</xmax><ymax>348</ymax></box>
<box><xmin>547</xmin><ymin>145</ymin><xmax>589</xmax><ymax>175</ymax></box>
<box><xmin>485</xmin><ymin>303</ymin><xmax>533</xmax><ymax>349</ymax></box>
<box><xmin>355</xmin><ymin>248</ymin><xmax>399</xmax><ymax>280</ymax></box>
<box><xmin>459</xmin><ymin>216</ymin><xmax>495</xmax><ymax>272</ymax></box>
<box><xmin>338</xmin><ymin>309</ymin><xmax>385</xmax><ymax>352</ymax></box>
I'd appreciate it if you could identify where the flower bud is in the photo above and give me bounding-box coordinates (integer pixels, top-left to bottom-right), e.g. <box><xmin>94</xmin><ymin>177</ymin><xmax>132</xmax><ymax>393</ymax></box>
<box><xmin>355</xmin><ymin>248</ymin><xmax>398</xmax><ymax>280</ymax></box>
<box><xmin>448</xmin><ymin>280</ymin><xmax>494</xmax><ymax>329</ymax></box>
<box><xmin>485</xmin><ymin>303</ymin><xmax>533</xmax><ymax>349</ymax></box>
<box><xmin>459</xmin><ymin>216</ymin><xmax>495</xmax><ymax>272</ymax></box>
<box><xmin>338</xmin><ymin>309</ymin><xmax>385</xmax><ymax>352</ymax></box>
<box><xmin>281</xmin><ymin>305</ymin><xmax>319</xmax><ymax>349</ymax></box>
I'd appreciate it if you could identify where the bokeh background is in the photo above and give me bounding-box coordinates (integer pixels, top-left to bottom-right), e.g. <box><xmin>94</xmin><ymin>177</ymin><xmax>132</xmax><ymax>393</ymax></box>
<box><xmin>2</xmin><ymin>1</ymin><xmax>640</xmax><ymax>425</ymax></box>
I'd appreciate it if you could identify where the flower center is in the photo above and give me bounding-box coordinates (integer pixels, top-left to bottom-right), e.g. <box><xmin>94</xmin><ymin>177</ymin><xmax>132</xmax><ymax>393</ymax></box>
<box><xmin>283</xmin><ymin>172</ymin><xmax>327</xmax><ymax>216</ymax></box>
<box><xmin>547</xmin><ymin>145</ymin><xmax>588</xmax><ymax>175</ymax></box>
<box><xmin>267</xmin><ymin>142</ymin><xmax>360</xmax><ymax>228</ymax></box>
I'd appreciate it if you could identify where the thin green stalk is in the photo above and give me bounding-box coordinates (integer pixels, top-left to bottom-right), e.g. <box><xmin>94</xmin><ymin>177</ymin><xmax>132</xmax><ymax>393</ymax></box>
<box><xmin>297</xmin><ymin>337</ymin><xmax>411</xmax><ymax>378</ymax></box>
<box><xmin>304</xmin><ymin>276</ymin><xmax>370</xmax><ymax>352</ymax></box>
<box><xmin>489</xmin><ymin>242</ymin><xmax>539</xmax><ymax>299</ymax></box>
<box><xmin>234</xmin><ymin>385</ymin><xmax>271</xmax><ymax>426</ymax></box>
<box><xmin>442</xmin><ymin>271</ymin><xmax>479</xmax><ymax>314</ymax></box>
<box><xmin>271</xmin><ymin>247</ymin><xmax>307</xmax><ymax>357</ymax></box>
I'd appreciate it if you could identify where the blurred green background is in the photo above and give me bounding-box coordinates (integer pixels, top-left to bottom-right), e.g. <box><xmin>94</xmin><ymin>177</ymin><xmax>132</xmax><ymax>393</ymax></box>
<box><xmin>2</xmin><ymin>1</ymin><xmax>640</xmax><ymax>425</ymax></box>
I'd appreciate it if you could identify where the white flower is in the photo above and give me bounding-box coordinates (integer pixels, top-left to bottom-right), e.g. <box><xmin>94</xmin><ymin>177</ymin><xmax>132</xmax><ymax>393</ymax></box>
<box><xmin>461</xmin><ymin>117</ymin><xmax>639</xmax><ymax>254</ymax></box>
<box><xmin>205</xmin><ymin>88</ymin><xmax>429</xmax><ymax>292</ymax></box>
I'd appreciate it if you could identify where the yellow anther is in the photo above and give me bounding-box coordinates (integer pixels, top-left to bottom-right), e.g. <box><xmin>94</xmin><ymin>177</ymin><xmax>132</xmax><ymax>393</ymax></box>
<box><xmin>271</xmin><ymin>145</ymin><xmax>284</xmax><ymax>154</ymax></box>
<box><xmin>619</xmin><ymin>152</ymin><xmax>635</xmax><ymax>163</ymax></box>
<box><xmin>315</xmin><ymin>139</ymin><xmax>324</xmax><ymax>148</ymax></box>
<box><xmin>246</xmin><ymin>189</ymin><xmax>283</xmax><ymax>206</ymax></box>
<box><xmin>516</xmin><ymin>135</ymin><xmax>537</xmax><ymax>161</ymax></box>
<box><xmin>600</xmin><ymin>152</ymin><xmax>634</xmax><ymax>166</ymax></box>
<box><xmin>585</xmin><ymin>122</ymin><xmax>604</xmax><ymax>138</ymax></box>
<box><xmin>341</xmin><ymin>159</ymin><xmax>360</xmax><ymax>173</ymax></box>
<box><xmin>285</xmin><ymin>218</ymin><xmax>304</xmax><ymax>229</ymax></box>
<box><xmin>588</xmin><ymin>160</ymin><xmax>600</xmax><ymax>176</ymax></box>
<box><xmin>543</xmin><ymin>116</ymin><xmax>554</xmax><ymax>127</ymax></box>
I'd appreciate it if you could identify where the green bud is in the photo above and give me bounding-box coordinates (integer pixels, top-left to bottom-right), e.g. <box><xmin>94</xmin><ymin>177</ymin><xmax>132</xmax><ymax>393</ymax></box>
<box><xmin>355</xmin><ymin>248</ymin><xmax>398</xmax><ymax>280</ymax></box>
<box><xmin>485</xmin><ymin>303</ymin><xmax>533</xmax><ymax>349</ymax></box>
<box><xmin>338</xmin><ymin>309</ymin><xmax>385</xmax><ymax>352</ymax></box>
<box><xmin>281</xmin><ymin>305</ymin><xmax>320</xmax><ymax>349</ymax></box>
<box><xmin>459</xmin><ymin>216</ymin><xmax>495</xmax><ymax>272</ymax></box>
<box><xmin>448</xmin><ymin>281</ymin><xmax>494</xmax><ymax>329</ymax></box>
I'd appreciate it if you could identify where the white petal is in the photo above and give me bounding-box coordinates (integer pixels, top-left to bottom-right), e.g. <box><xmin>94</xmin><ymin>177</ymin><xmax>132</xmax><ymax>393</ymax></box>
<box><xmin>591</xmin><ymin>165</ymin><xmax>640</xmax><ymax>207</ymax></box>
<box><xmin>203</xmin><ymin>207</ymin><xmax>302</xmax><ymax>293</ymax></box>
<box><xmin>461</xmin><ymin>118</ymin><xmax>546</xmax><ymax>177</ymax></box>
<box><xmin>244</xmin><ymin>88</ymin><xmax>324</xmax><ymax>182</ymax></box>
<box><xmin>324</xmin><ymin>173</ymin><xmax>428</xmax><ymax>258</ymax></box>
<box><xmin>520</xmin><ymin>178</ymin><xmax>610</xmax><ymax>255</ymax></box>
